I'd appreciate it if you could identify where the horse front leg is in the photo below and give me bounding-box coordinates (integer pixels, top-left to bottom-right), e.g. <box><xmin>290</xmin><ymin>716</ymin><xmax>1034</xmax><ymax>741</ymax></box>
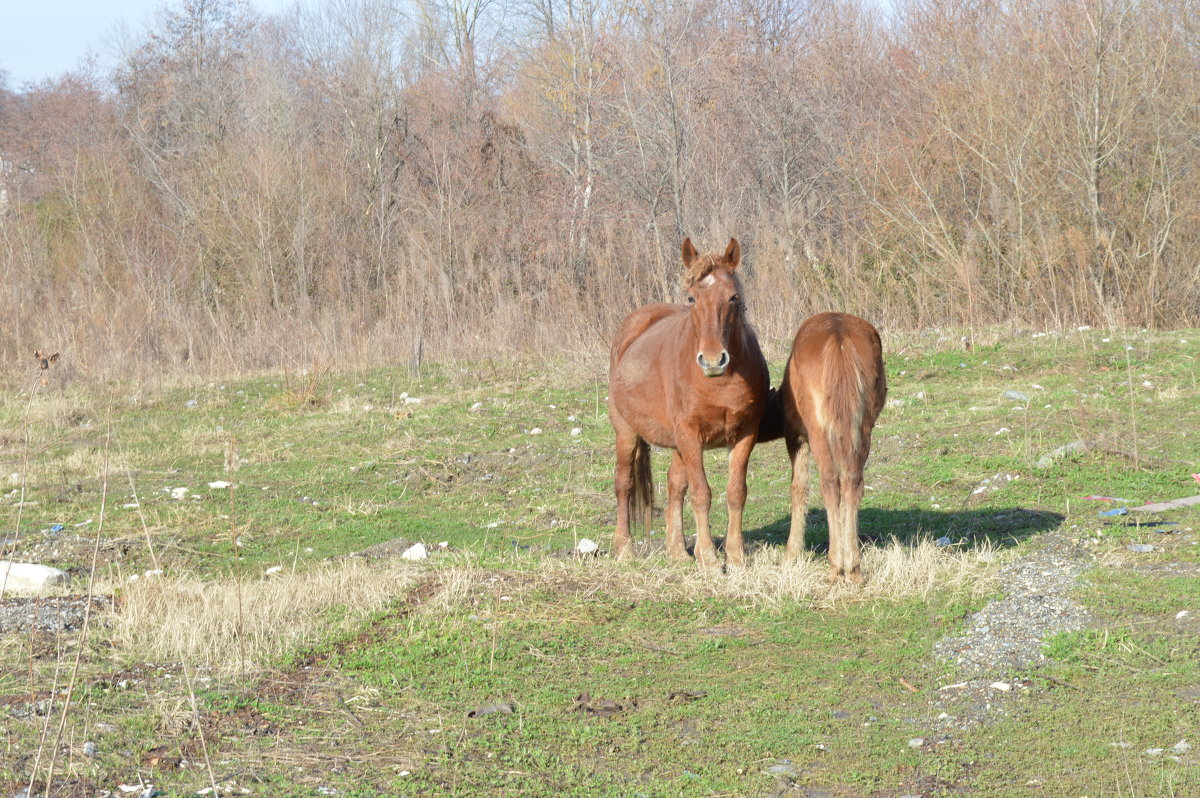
<box><xmin>676</xmin><ymin>434</ymin><xmax>718</xmax><ymax>569</ymax></box>
<box><xmin>724</xmin><ymin>432</ymin><xmax>757</xmax><ymax>569</ymax></box>
<box><xmin>783</xmin><ymin>435</ymin><xmax>811</xmax><ymax>565</ymax></box>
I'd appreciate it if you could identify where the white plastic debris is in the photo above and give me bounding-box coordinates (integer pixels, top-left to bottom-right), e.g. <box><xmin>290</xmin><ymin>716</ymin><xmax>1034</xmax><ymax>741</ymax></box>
<box><xmin>469</xmin><ymin>402</ymin><xmax>483</xmax><ymax>411</ymax></box>
<box><xmin>935</xmin><ymin>536</ymin><xmax>952</xmax><ymax>547</ymax></box>
<box><xmin>1172</xmin><ymin>739</ymin><xmax>1191</xmax><ymax>754</ymax></box>
<box><xmin>570</xmin><ymin>427</ymin><xmax>583</xmax><ymax>436</ymax></box>
<box><xmin>208</xmin><ymin>480</ymin><xmax>232</xmax><ymax>489</ymax></box>
<box><xmin>400</xmin><ymin>543</ymin><xmax>428</xmax><ymax>561</ymax></box>
<box><xmin>0</xmin><ymin>561</ymin><xmax>69</xmax><ymax>593</ymax></box>
<box><xmin>576</xmin><ymin>538</ymin><xmax>599</xmax><ymax>554</ymax></box>
<box><xmin>1178</xmin><ymin>610</ymin><xmax>1191</xmax><ymax>620</ymax></box>
<box><xmin>264</xmin><ymin>565</ymin><xmax>284</xmax><ymax>576</ymax></box>
<box><xmin>170</xmin><ymin>487</ymin><xmax>189</xmax><ymax>499</ymax></box>
<box><xmin>529</xmin><ymin>427</ymin><xmax>543</xmax><ymax>435</ymax></box>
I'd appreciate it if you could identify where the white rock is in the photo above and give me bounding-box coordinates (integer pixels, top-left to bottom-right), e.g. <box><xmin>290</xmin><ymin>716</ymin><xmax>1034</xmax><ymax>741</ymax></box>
<box><xmin>403</xmin><ymin>396</ymin><xmax>422</xmax><ymax>405</ymax></box>
<box><xmin>908</xmin><ymin>737</ymin><xmax>925</xmax><ymax>748</ymax></box>
<box><xmin>529</xmin><ymin>427</ymin><xmax>543</xmax><ymax>435</ymax></box>
<box><xmin>470</xmin><ymin>402</ymin><xmax>483</xmax><ymax>411</ymax></box>
<box><xmin>400</xmin><ymin>543</ymin><xmax>428</xmax><ymax>561</ymax></box>
<box><xmin>576</xmin><ymin>538</ymin><xmax>599</xmax><ymax>554</ymax></box>
<box><xmin>0</xmin><ymin>561</ymin><xmax>69</xmax><ymax>593</ymax></box>
<box><xmin>989</xmin><ymin>681</ymin><xmax>1012</xmax><ymax>692</ymax></box>
<box><xmin>570</xmin><ymin>427</ymin><xmax>583</xmax><ymax>436</ymax></box>
<box><xmin>264</xmin><ymin>565</ymin><xmax>284</xmax><ymax>576</ymax></box>
<box><xmin>170</xmin><ymin>487</ymin><xmax>189</xmax><ymax>499</ymax></box>
<box><xmin>208</xmin><ymin>480</ymin><xmax>232</xmax><ymax>489</ymax></box>
<box><xmin>143</xmin><ymin>569</ymin><xmax>163</xmax><ymax>579</ymax></box>
<box><xmin>1145</xmin><ymin>748</ymin><xmax>1165</xmax><ymax>757</ymax></box>
<box><xmin>1176</xmin><ymin>610</ymin><xmax>1190</xmax><ymax>620</ymax></box>
<box><xmin>1172</xmin><ymin>739</ymin><xmax>1191</xmax><ymax>754</ymax></box>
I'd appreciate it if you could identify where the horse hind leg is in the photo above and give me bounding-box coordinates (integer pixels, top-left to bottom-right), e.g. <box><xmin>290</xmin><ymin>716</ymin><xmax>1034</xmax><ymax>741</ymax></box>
<box><xmin>665</xmin><ymin>450</ymin><xmax>690</xmax><ymax>560</ymax></box>
<box><xmin>839</xmin><ymin>471</ymin><xmax>865</xmax><ymax>584</ymax></box>
<box><xmin>612</xmin><ymin>430</ymin><xmax>643</xmax><ymax>561</ymax></box>
<box><xmin>818</xmin><ymin>468</ymin><xmax>844</xmax><ymax>583</ymax></box>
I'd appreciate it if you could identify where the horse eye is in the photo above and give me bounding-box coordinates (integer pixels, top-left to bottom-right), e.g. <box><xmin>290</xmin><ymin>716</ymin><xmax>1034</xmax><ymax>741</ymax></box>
<box><xmin>729</xmin><ymin>294</ymin><xmax>739</xmax><ymax>304</ymax></box>
<box><xmin>687</xmin><ymin>296</ymin><xmax>696</xmax><ymax>305</ymax></box>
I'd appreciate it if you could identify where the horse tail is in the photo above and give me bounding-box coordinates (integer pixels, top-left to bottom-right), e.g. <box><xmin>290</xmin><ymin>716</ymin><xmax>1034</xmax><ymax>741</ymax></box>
<box><xmin>816</xmin><ymin>335</ymin><xmax>873</xmax><ymax>480</ymax></box>
<box><xmin>631</xmin><ymin>439</ymin><xmax>653</xmax><ymax>535</ymax></box>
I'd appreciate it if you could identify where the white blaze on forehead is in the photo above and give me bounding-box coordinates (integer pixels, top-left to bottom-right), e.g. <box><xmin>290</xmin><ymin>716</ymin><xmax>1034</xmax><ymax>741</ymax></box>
<box><xmin>701</xmin><ymin>274</ymin><xmax>716</xmax><ymax>287</ymax></box>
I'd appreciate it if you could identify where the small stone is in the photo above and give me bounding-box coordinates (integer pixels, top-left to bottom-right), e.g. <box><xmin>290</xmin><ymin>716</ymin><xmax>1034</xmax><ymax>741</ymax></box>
<box><xmin>83</xmin><ymin>741</ymin><xmax>98</xmax><ymax>756</ymax></box>
<box><xmin>469</xmin><ymin>402</ymin><xmax>483</xmax><ymax>411</ymax></box>
<box><xmin>1145</xmin><ymin>748</ymin><xmax>1165</xmax><ymax>757</ymax></box>
<box><xmin>529</xmin><ymin>427</ymin><xmax>543</xmax><ymax>435</ymax></box>
<box><xmin>908</xmin><ymin>737</ymin><xmax>925</xmax><ymax>748</ymax></box>
<box><xmin>990</xmin><ymin>681</ymin><xmax>1012</xmax><ymax>692</ymax></box>
<box><xmin>264</xmin><ymin>565</ymin><xmax>283</xmax><ymax>576</ymax></box>
<box><xmin>1171</xmin><ymin>739</ymin><xmax>1191</xmax><ymax>754</ymax></box>
<box><xmin>170</xmin><ymin>487</ymin><xmax>188</xmax><ymax>499</ymax></box>
<box><xmin>207</xmin><ymin>480</ymin><xmax>232</xmax><ymax>489</ymax></box>
<box><xmin>185</xmin><ymin>399</ymin><xmax>197</xmax><ymax>408</ymax></box>
<box><xmin>400</xmin><ymin>543</ymin><xmax>428</xmax><ymax>561</ymax></box>
<box><xmin>1003</xmin><ymin>390</ymin><xmax>1029</xmax><ymax>402</ymax></box>
<box><xmin>570</xmin><ymin>427</ymin><xmax>583</xmax><ymax>436</ymax></box>
<box><xmin>1175</xmin><ymin>610</ymin><xmax>1189</xmax><ymax>620</ymax></box>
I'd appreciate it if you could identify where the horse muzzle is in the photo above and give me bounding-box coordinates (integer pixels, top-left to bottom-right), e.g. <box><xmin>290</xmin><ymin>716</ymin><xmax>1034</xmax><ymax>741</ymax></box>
<box><xmin>697</xmin><ymin>350</ymin><xmax>730</xmax><ymax>377</ymax></box>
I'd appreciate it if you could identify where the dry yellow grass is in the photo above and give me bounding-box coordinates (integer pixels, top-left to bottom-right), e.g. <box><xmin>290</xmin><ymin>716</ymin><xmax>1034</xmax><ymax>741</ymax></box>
<box><xmin>105</xmin><ymin>561</ymin><xmax>422</xmax><ymax>675</ymax></box>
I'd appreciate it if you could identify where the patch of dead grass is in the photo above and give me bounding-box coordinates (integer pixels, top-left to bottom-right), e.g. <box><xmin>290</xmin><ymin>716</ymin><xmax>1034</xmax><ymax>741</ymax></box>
<box><xmin>105</xmin><ymin>561</ymin><xmax>422</xmax><ymax>675</ymax></box>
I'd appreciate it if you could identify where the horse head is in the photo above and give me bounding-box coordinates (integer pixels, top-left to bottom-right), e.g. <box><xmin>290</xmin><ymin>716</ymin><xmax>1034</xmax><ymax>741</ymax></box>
<box><xmin>681</xmin><ymin>237</ymin><xmax>744</xmax><ymax>377</ymax></box>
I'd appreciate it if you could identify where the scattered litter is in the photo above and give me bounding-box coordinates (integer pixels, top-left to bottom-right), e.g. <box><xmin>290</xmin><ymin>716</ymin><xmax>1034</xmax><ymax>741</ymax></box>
<box><xmin>908</xmin><ymin>737</ymin><xmax>925</xmax><ymax>749</ymax></box>
<box><xmin>1193</xmin><ymin>474</ymin><xmax>1200</xmax><ymax>485</ymax></box>
<box><xmin>1172</xmin><ymin>739</ymin><xmax>1191</xmax><ymax>754</ymax></box>
<box><xmin>529</xmin><ymin>427</ymin><xmax>543</xmax><ymax>435</ymax></box>
<box><xmin>1145</xmin><ymin>748</ymin><xmax>1165</xmax><ymax>757</ymax></box>
<box><xmin>1084</xmin><ymin>495</ymin><xmax>1133</xmax><ymax>502</ymax></box>
<box><xmin>576</xmin><ymin>538</ymin><xmax>599</xmax><ymax>555</ymax></box>
<box><xmin>75</xmin><ymin>518</ymin><xmax>93</xmax><ymax>527</ymax></box>
<box><xmin>570</xmin><ymin>427</ymin><xmax>583</xmax><ymax>436</ymax></box>
<box><xmin>1099</xmin><ymin>508</ymin><xmax>1128</xmax><ymax>517</ymax></box>
<box><xmin>82</xmin><ymin>740</ymin><xmax>98</xmax><ymax>756</ymax></box>
<box><xmin>469</xmin><ymin>402</ymin><xmax>483</xmax><ymax>411</ymax></box>
<box><xmin>935</xmin><ymin>536</ymin><xmax>953</xmax><ymax>547</ymax></box>
<box><xmin>207</xmin><ymin>480</ymin><xmax>232</xmax><ymax>489</ymax></box>
<box><xmin>264</xmin><ymin>565</ymin><xmax>283</xmax><ymax>576</ymax></box>
<box><xmin>763</xmin><ymin>760</ymin><xmax>798</xmax><ymax>777</ymax></box>
<box><xmin>989</xmin><ymin>681</ymin><xmax>1012</xmax><ymax>692</ymax></box>
<box><xmin>1128</xmin><ymin>495</ymin><xmax>1200</xmax><ymax>513</ymax></box>
<box><xmin>400</xmin><ymin>543</ymin><xmax>428</xmax><ymax>561</ymax></box>
<box><xmin>170</xmin><ymin>487</ymin><xmax>188</xmax><ymax>500</ymax></box>
<box><xmin>122</xmin><ymin>503</ymin><xmax>140</xmax><ymax>509</ymax></box>
<box><xmin>467</xmin><ymin>702</ymin><xmax>515</xmax><ymax>718</ymax></box>
<box><xmin>1003</xmin><ymin>390</ymin><xmax>1029</xmax><ymax>402</ymax></box>
<box><xmin>1177</xmin><ymin>611</ymin><xmax>1190</xmax><ymax>620</ymax></box>
<box><xmin>1126</xmin><ymin>544</ymin><xmax>1154</xmax><ymax>553</ymax></box>
<box><xmin>185</xmin><ymin>399</ymin><xmax>197</xmax><ymax>408</ymax></box>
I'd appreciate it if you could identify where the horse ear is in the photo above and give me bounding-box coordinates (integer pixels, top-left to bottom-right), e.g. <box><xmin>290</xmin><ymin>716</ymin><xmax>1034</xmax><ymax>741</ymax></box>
<box><xmin>681</xmin><ymin>237</ymin><xmax>698</xmax><ymax>267</ymax></box>
<box><xmin>724</xmin><ymin>237</ymin><xmax>741</xmax><ymax>268</ymax></box>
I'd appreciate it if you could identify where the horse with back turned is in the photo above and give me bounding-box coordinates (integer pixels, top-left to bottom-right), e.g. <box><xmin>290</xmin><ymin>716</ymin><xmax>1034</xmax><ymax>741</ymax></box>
<box><xmin>607</xmin><ymin>238</ymin><xmax>770</xmax><ymax>568</ymax></box>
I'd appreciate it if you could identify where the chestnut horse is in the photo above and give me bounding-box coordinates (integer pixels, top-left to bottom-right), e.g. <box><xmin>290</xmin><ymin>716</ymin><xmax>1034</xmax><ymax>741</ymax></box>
<box><xmin>760</xmin><ymin>313</ymin><xmax>887</xmax><ymax>583</ymax></box>
<box><xmin>608</xmin><ymin>238</ymin><xmax>769</xmax><ymax>568</ymax></box>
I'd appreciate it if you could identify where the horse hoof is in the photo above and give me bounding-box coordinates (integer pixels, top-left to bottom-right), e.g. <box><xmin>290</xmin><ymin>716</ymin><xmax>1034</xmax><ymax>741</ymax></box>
<box><xmin>615</xmin><ymin>546</ymin><xmax>635</xmax><ymax>562</ymax></box>
<box><xmin>695</xmin><ymin>552</ymin><xmax>721</xmax><ymax>570</ymax></box>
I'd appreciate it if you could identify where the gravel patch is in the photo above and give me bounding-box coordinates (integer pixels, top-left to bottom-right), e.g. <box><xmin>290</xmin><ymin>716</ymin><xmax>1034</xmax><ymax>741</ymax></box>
<box><xmin>928</xmin><ymin>532</ymin><xmax>1093</xmax><ymax>731</ymax></box>
<box><xmin>0</xmin><ymin>595</ymin><xmax>112</xmax><ymax>634</ymax></box>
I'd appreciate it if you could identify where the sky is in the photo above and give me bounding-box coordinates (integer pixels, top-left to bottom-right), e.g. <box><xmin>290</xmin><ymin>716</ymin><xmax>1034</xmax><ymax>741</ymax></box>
<box><xmin>0</xmin><ymin>0</ymin><xmax>296</xmax><ymax>89</ymax></box>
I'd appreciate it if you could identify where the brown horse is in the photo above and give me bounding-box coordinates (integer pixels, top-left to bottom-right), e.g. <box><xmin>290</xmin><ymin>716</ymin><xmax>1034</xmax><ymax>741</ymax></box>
<box><xmin>760</xmin><ymin>313</ymin><xmax>887</xmax><ymax>583</ymax></box>
<box><xmin>608</xmin><ymin>238</ymin><xmax>769</xmax><ymax>568</ymax></box>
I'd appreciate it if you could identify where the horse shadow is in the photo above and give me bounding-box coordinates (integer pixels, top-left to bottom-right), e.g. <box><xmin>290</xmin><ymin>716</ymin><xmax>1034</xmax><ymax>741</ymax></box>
<box><xmin>743</xmin><ymin>505</ymin><xmax>1064</xmax><ymax>553</ymax></box>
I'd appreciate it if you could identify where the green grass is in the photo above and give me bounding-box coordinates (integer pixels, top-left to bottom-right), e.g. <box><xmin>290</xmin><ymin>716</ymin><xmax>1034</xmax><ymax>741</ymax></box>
<box><xmin>2</xmin><ymin>326</ymin><xmax>1199</xmax><ymax>795</ymax></box>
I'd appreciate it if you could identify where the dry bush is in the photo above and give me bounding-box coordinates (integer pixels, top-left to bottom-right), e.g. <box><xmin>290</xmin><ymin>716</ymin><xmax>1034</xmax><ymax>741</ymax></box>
<box><xmin>105</xmin><ymin>561</ymin><xmax>421</xmax><ymax>675</ymax></box>
<box><xmin>3</xmin><ymin>0</ymin><xmax>1200</xmax><ymax>382</ymax></box>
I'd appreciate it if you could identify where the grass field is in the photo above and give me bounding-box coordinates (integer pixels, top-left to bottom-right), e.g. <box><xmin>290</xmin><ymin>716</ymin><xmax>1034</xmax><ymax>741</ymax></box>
<box><xmin>2</xmin><ymin>326</ymin><xmax>1198</xmax><ymax>796</ymax></box>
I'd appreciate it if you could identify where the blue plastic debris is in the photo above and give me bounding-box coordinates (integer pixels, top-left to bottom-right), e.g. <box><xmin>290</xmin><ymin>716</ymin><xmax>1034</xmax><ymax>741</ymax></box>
<box><xmin>49</xmin><ymin>524</ymin><xmax>64</xmax><ymax>532</ymax></box>
<box><xmin>1099</xmin><ymin>508</ymin><xmax>1128</xmax><ymax>517</ymax></box>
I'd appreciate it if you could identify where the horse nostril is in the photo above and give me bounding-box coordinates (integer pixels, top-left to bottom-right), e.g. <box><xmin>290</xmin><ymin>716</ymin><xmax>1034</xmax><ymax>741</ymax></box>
<box><xmin>717</xmin><ymin>350</ymin><xmax>729</xmax><ymax>369</ymax></box>
<box><xmin>696</xmin><ymin>352</ymin><xmax>707</xmax><ymax>368</ymax></box>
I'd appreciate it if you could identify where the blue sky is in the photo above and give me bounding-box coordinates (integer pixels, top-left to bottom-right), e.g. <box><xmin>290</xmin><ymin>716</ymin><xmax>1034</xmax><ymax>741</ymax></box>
<box><xmin>1</xmin><ymin>0</ymin><xmax>296</xmax><ymax>89</ymax></box>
